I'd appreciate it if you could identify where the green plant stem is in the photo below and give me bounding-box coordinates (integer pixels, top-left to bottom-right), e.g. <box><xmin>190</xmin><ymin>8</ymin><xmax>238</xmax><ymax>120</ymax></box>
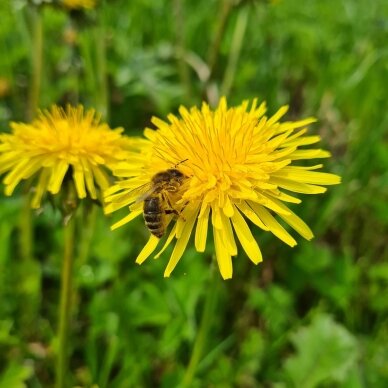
<box><xmin>56</xmin><ymin>215</ymin><xmax>76</xmax><ymax>388</ymax></box>
<box><xmin>207</xmin><ymin>0</ymin><xmax>234</xmax><ymax>81</ymax></box>
<box><xmin>181</xmin><ymin>264</ymin><xmax>218</xmax><ymax>387</ymax></box>
<box><xmin>79</xmin><ymin>31</ymin><xmax>96</xmax><ymax>103</ymax></box>
<box><xmin>68</xmin><ymin>20</ymin><xmax>80</xmax><ymax>106</ymax></box>
<box><xmin>21</xmin><ymin>4</ymin><xmax>43</xmax><ymax>263</ymax></box>
<box><xmin>28</xmin><ymin>5</ymin><xmax>43</xmax><ymax>120</ymax></box>
<box><xmin>95</xmin><ymin>10</ymin><xmax>108</xmax><ymax>120</ymax></box>
<box><xmin>221</xmin><ymin>7</ymin><xmax>249</xmax><ymax>97</ymax></box>
<box><xmin>18</xmin><ymin>4</ymin><xmax>43</xmax><ymax>334</ymax></box>
<box><xmin>173</xmin><ymin>0</ymin><xmax>192</xmax><ymax>102</ymax></box>
<box><xmin>20</xmin><ymin>191</ymin><xmax>33</xmax><ymax>262</ymax></box>
<box><xmin>77</xmin><ymin>204</ymin><xmax>97</xmax><ymax>266</ymax></box>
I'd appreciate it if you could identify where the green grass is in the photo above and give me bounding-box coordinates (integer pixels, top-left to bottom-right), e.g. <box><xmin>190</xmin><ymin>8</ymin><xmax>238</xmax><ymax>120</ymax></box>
<box><xmin>0</xmin><ymin>0</ymin><xmax>387</xmax><ymax>387</ymax></box>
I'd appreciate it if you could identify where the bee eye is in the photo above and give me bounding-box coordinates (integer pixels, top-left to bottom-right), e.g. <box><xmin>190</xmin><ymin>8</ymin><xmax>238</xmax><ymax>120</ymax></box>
<box><xmin>168</xmin><ymin>169</ymin><xmax>184</xmax><ymax>179</ymax></box>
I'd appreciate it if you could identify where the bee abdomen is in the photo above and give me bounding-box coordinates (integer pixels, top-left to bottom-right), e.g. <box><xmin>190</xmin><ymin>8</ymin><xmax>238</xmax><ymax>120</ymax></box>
<box><xmin>143</xmin><ymin>196</ymin><xmax>165</xmax><ymax>238</ymax></box>
<box><xmin>147</xmin><ymin>225</ymin><xmax>164</xmax><ymax>238</ymax></box>
<box><xmin>144</xmin><ymin>218</ymin><xmax>164</xmax><ymax>238</ymax></box>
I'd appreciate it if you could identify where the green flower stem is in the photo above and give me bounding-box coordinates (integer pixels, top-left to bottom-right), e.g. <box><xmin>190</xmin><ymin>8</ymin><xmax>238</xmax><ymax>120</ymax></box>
<box><xmin>207</xmin><ymin>0</ymin><xmax>234</xmax><ymax>80</ymax></box>
<box><xmin>56</xmin><ymin>215</ymin><xmax>76</xmax><ymax>388</ymax></box>
<box><xmin>18</xmin><ymin>4</ymin><xmax>43</xmax><ymax>335</ymax></box>
<box><xmin>173</xmin><ymin>0</ymin><xmax>192</xmax><ymax>102</ymax></box>
<box><xmin>95</xmin><ymin>8</ymin><xmax>108</xmax><ymax>120</ymax></box>
<box><xmin>68</xmin><ymin>19</ymin><xmax>80</xmax><ymax>106</ymax></box>
<box><xmin>21</xmin><ymin>4</ymin><xmax>43</xmax><ymax>263</ymax></box>
<box><xmin>28</xmin><ymin>5</ymin><xmax>43</xmax><ymax>120</ymax></box>
<box><xmin>77</xmin><ymin>204</ymin><xmax>97</xmax><ymax>266</ymax></box>
<box><xmin>181</xmin><ymin>263</ymin><xmax>218</xmax><ymax>387</ymax></box>
<box><xmin>221</xmin><ymin>7</ymin><xmax>249</xmax><ymax>97</ymax></box>
<box><xmin>20</xmin><ymin>191</ymin><xmax>33</xmax><ymax>262</ymax></box>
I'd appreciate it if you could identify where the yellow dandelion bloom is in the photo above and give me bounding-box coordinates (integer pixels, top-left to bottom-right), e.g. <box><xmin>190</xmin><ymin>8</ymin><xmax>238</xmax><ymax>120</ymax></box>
<box><xmin>105</xmin><ymin>98</ymin><xmax>341</xmax><ymax>279</ymax></box>
<box><xmin>0</xmin><ymin>105</ymin><xmax>138</xmax><ymax>209</ymax></box>
<box><xmin>62</xmin><ymin>0</ymin><xmax>96</xmax><ymax>10</ymax></box>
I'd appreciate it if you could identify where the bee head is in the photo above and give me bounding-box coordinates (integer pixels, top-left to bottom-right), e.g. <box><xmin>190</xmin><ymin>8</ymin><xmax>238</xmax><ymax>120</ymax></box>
<box><xmin>152</xmin><ymin>168</ymin><xmax>187</xmax><ymax>185</ymax></box>
<box><xmin>166</xmin><ymin>169</ymin><xmax>185</xmax><ymax>179</ymax></box>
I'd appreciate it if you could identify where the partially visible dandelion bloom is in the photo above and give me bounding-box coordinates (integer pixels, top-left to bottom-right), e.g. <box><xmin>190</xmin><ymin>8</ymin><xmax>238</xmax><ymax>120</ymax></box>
<box><xmin>0</xmin><ymin>105</ymin><xmax>139</xmax><ymax>208</ymax></box>
<box><xmin>62</xmin><ymin>0</ymin><xmax>96</xmax><ymax>10</ymax></box>
<box><xmin>105</xmin><ymin>98</ymin><xmax>341</xmax><ymax>279</ymax></box>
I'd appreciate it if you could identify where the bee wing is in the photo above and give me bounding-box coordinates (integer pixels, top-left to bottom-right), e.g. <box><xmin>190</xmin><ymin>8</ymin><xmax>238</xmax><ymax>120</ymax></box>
<box><xmin>124</xmin><ymin>182</ymin><xmax>156</xmax><ymax>205</ymax></box>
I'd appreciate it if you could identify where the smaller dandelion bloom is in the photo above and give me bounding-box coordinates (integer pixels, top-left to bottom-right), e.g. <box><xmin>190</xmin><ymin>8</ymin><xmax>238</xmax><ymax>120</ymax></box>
<box><xmin>0</xmin><ymin>105</ymin><xmax>140</xmax><ymax>209</ymax></box>
<box><xmin>62</xmin><ymin>0</ymin><xmax>96</xmax><ymax>10</ymax></box>
<box><xmin>105</xmin><ymin>98</ymin><xmax>341</xmax><ymax>279</ymax></box>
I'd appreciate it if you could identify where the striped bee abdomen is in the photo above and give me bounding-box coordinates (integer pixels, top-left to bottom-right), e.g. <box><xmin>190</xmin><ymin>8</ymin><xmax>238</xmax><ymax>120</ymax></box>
<box><xmin>143</xmin><ymin>196</ymin><xmax>165</xmax><ymax>238</ymax></box>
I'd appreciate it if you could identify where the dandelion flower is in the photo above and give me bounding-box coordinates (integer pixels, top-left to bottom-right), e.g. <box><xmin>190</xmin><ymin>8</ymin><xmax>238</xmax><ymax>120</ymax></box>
<box><xmin>0</xmin><ymin>105</ymin><xmax>138</xmax><ymax>209</ymax></box>
<box><xmin>62</xmin><ymin>0</ymin><xmax>96</xmax><ymax>10</ymax></box>
<box><xmin>105</xmin><ymin>98</ymin><xmax>341</xmax><ymax>279</ymax></box>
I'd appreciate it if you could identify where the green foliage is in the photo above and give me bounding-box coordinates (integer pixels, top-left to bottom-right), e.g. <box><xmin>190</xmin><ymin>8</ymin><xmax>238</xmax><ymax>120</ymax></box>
<box><xmin>0</xmin><ymin>362</ymin><xmax>33</xmax><ymax>388</ymax></box>
<box><xmin>0</xmin><ymin>0</ymin><xmax>387</xmax><ymax>387</ymax></box>
<box><xmin>284</xmin><ymin>314</ymin><xmax>359</xmax><ymax>388</ymax></box>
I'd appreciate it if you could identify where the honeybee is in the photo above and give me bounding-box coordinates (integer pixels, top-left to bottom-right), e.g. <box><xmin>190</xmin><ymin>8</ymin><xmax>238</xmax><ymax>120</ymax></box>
<box><xmin>132</xmin><ymin>162</ymin><xmax>188</xmax><ymax>238</ymax></box>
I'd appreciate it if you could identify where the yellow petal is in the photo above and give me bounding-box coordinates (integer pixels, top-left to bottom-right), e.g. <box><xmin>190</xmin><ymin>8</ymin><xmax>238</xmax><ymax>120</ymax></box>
<box><xmin>223</xmin><ymin>195</ymin><xmax>234</xmax><ymax>217</ymax></box>
<box><xmin>31</xmin><ymin>168</ymin><xmax>50</xmax><ymax>208</ymax></box>
<box><xmin>273</xmin><ymin>168</ymin><xmax>341</xmax><ymax>185</ymax></box>
<box><xmin>195</xmin><ymin>204</ymin><xmax>210</xmax><ymax>252</ymax></box>
<box><xmin>111</xmin><ymin>209</ymin><xmax>142</xmax><ymax>230</ymax></box>
<box><xmin>270</xmin><ymin>177</ymin><xmax>328</xmax><ymax>194</ymax></box>
<box><xmin>284</xmin><ymin>135</ymin><xmax>321</xmax><ymax>148</ymax></box>
<box><xmin>3</xmin><ymin>159</ymin><xmax>34</xmax><ymax>195</ymax></box>
<box><xmin>219</xmin><ymin>210</ymin><xmax>237</xmax><ymax>256</ymax></box>
<box><xmin>235</xmin><ymin>201</ymin><xmax>269</xmax><ymax>231</ymax></box>
<box><xmin>104</xmin><ymin>198</ymin><xmax>135</xmax><ymax>214</ymax></box>
<box><xmin>279</xmin><ymin>117</ymin><xmax>317</xmax><ymax>132</ymax></box>
<box><xmin>288</xmin><ymin>149</ymin><xmax>331</xmax><ymax>160</ymax></box>
<box><xmin>267</xmin><ymin>105</ymin><xmax>289</xmax><ymax>126</ymax></box>
<box><xmin>270</xmin><ymin>198</ymin><xmax>314</xmax><ymax>240</ymax></box>
<box><xmin>264</xmin><ymin>146</ymin><xmax>297</xmax><ymax>161</ymax></box>
<box><xmin>231</xmin><ymin>207</ymin><xmax>262</xmax><ymax>264</ymax></box>
<box><xmin>266</xmin><ymin>130</ymin><xmax>293</xmax><ymax>150</ymax></box>
<box><xmin>91</xmin><ymin>165</ymin><xmax>110</xmax><ymax>190</ymax></box>
<box><xmin>154</xmin><ymin>223</ymin><xmax>177</xmax><ymax>259</ymax></box>
<box><xmin>164</xmin><ymin>204</ymin><xmax>199</xmax><ymax>277</ymax></box>
<box><xmin>213</xmin><ymin>226</ymin><xmax>233</xmax><ymax>279</ymax></box>
<box><xmin>3</xmin><ymin>157</ymin><xmax>42</xmax><ymax>188</ymax></box>
<box><xmin>211</xmin><ymin>206</ymin><xmax>223</xmax><ymax>229</ymax></box>
<box><xmin>73</xmin><ymin>166</ymin><xmax>86</xmax><ymax>199</ymax></box>
<box><xmin>47</xmin><ymin>160</ymin><xmax>69</xmax><ymax>194</ymax></box>
<box><xmin>82</xmin><ymin>158</ymin><xmax>97</xmax><ymax>199</ymax></box>
<box><xmin>270</xmin><ymin>190</ymin><xmax>301</xmax><ymax>204</ymax></box>
<box><xmin>254</xmin><ymin>193</ymin><xmax>291</xmax><ymax>216</ymax></box>
<box><xmin>136</xmin><ymin>235</ymin><xmax>160</xmax><ymax>264</ymax></box>
<box><xmin>291</xmin><ymin>164</ymin><xmax>324</xmax><ymax>171</ymax></box>
<box><xmin>151</xmin><ymin>116</ymin><xmax>171</xmax><ymax>130</ymax></box>
<box><xmin>176</xmin><ymin>203</ymin><xmax>199</xmax><ymax>238</ymax></box>
<box><xmin>248</xmin><ymin>202</ymin><xmax>297</xmax><ymax>247</ymax></box>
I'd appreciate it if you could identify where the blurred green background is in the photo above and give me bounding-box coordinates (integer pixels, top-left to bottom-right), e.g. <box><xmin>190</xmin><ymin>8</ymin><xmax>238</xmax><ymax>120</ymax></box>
<box><xmin>0</xmin><ymin>0</ymin><xmax>387</xmax><ymax>387</ymax></box>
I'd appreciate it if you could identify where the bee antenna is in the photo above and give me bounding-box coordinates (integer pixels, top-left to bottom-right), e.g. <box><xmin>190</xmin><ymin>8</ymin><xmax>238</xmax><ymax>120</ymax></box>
<box><xmin>174</xmin><ymin>159</ymin><xmax>188</xmax><ymax>168</ymax></box>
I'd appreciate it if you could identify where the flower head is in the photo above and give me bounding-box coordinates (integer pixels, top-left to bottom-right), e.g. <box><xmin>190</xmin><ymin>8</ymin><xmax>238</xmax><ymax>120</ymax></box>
<box><xmin>0</xmin><ymin>105</ymin><xmax>138</xmax><ymax>208</ymax></box>
<box><xmin>62</xmin><ymin>0</ymin><xmax>96</xmax><ymax>10</ymax></box>
<box><xmin>105</xmin><ymin>98</ymin><xmax>341</xmax><ymax>279</ymax></box>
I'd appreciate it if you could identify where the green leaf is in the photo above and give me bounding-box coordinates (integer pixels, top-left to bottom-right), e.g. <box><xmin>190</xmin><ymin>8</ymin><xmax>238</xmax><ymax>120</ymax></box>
<box><xmin>0</xmin><ymin>362</ymin><xmax>33</xmax><ymax>388</ymax></box>
<box><xmin>284</xmin><ymin>313</ymin><xmax>358</xmax><ymax>388</ymax></box>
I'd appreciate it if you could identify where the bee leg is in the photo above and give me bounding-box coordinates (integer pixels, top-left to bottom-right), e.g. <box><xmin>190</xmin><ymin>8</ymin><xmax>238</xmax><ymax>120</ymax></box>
<box><xmin>164</xmin><ymin>195</ymin><xmax>186</xmax><ymax>221</ymax></box>
<box><xmin>165</xmin><ymin>208</ymin><xmax>186</xmax><ymax>221</ymax></box>
<box><xmin>165</xmin><ymin>209</ymin><xmax>178</xmax><ymax>215</ymax></box>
